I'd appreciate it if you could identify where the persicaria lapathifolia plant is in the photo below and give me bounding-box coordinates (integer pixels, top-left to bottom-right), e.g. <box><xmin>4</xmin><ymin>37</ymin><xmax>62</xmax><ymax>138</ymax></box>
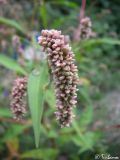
<box><xmin>38</xmin><ymin>30</ymin><xmax>78</xmax><ymax>127</ymax></box>
<box><xmin>10</xmin><ymin>77</ymin><xmax>27</xmax><ymax>120</ymax></box>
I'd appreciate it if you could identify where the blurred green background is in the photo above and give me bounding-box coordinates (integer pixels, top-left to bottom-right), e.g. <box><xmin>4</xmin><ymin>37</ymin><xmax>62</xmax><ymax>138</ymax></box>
<box><xmin>0</xmin><ymin>0</ymin><xmax>120</xmax><ymax>159</ymax></box>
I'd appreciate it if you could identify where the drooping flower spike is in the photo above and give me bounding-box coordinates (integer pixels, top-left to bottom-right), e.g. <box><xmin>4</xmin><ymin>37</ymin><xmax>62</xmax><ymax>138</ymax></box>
<box><xmin>38</xmin><ymin>30</ymin><xmax>78</xmax><ymax>127</ymax></box>
<box><xmin>10</xmin><ymin>77</ymin><xmax>27</xmax><ymax>120</ymax></box>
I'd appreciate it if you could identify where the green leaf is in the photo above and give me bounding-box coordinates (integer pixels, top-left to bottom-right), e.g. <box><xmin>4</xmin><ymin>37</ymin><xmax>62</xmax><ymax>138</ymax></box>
<box><xmin>73</xmin><ymin>38</ymin><xmax>120</xmax><ymax>52</ymax></box>
<box><xmin>0</xmin><ymin>54</ymin><xmax>27</xmax><ymax>75</ymax></box>
<box><xmin>74</xmin><ymin>131</ymin><xmax>101</xmax><ymax>154</ymax></box>
<box><xmin>2</xmin><ymin>124</ymin><xmax>29</xmax><ymax>142</ymax></box>
<box><xmin>51</xmin><ymin>18</ymin><xmax>65</xmax><ymax>28</ymax></box>
<box><xmin>0</xmin><ymin>17</ymin><xmax>26</xmax><ymax>36</ymax></box>
<box><xmin>48</xmin><ymin>130</ymin><xmax>58</xmax><ymax>138</ymax></box>
<box><xmin>40</xmin><ymin>3</ymin><xmax>48</xmax><ymax>28</ymax></box>
<box><xmin>79</xmin><ymin>105</ymin><xmax>93</xmax><ymax>126</ymax></box>
<box><xmin>27</xmin><ymin>63</ymin><xmax>48</xmax><ymax>148</ymax></box>
<box><xmin>78</xmin><ymin>87</ymin><xmax>92</xmax><ymax>105</ymax></box>
<box><xmin>50</xmin><ymin>0</ymin><xmax>78</xmax><ymax>8</ymax></box>
<box><xmin>45</xmin><ymin>87</ymin><xmax>56</xmax><ymax>108</ymax></box>
<box><xmin>21</xmin><ymin>148</ymin><xmax>58</xmax><ymax>159</ymax></box>
<box><xmin>72</xmin><ymin>121</ymin><xmax>87</xmax><ymax>146</ymax></box>
<box><xmin>0</xmin><ymin>107</ymin><xmax>12</xmax><ymax>118</ymax></box>
<box><xmin>85</xmin><ymin>38</ymin><xmax>120</xmax><ymax>46</ymax></box>
<box><xmin>80</xmin><ymin>131</ymin><xmax>101</xmax><ymax>153</ymax></box>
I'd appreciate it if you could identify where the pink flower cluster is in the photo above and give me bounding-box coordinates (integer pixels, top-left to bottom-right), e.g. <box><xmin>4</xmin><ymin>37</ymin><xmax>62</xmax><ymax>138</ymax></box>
<box><xmin>10</xmin><ymin>77</ymin><xmax>27</xmax><ymax>120</ymax></box>
<box><xmin>38</xmin><ymin>30</ymin><xmax>78</xmax><ymax>127</ymax></box>
<box><xmin>79</xmin><ymin>17</ymin><xmax>94</xmax><ymax>39</ymax></box>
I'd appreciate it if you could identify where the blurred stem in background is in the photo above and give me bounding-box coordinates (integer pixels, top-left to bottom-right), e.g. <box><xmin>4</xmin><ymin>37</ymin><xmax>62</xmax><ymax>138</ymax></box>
<box><xmin>80</xmin><ymin>0</ymin><xmax>86</xmax><ymax>21</ymax></box>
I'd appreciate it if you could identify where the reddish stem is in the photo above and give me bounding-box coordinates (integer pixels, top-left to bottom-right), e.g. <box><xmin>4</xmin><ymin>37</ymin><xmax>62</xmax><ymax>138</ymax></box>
<box><xmin>80</xmin><ymin>0</ymin><xmax>86</xmax><ymax>22</ymax></box>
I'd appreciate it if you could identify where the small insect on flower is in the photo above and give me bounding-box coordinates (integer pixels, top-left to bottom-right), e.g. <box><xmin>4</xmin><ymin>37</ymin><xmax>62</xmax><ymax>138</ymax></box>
<box><xmin>10</xmin><ymin>77</ymin><xmax>27</xmax><ymax>120</ymax></box>
<box><xmin>38</xmin><ymin>30</ymin><xmax>78</xmax><ymax>127</ymax></box>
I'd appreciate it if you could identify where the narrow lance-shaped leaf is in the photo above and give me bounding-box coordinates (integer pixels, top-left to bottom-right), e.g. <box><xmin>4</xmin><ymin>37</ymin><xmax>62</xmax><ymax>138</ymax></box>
<box><xmin>0</xmin><ymin>54</ymin><xmax>27</xmax><ymax>75</ymax></box>
<box><xmin>39</xmin><ymin>3</ymin><xmax>48</xmax><ymax>28</ymax></box>
<box><xmin>73</xmin><ymin>38</ymin><xmax>120</xmax><ymax>52</ymax></box>
<box><xmin>27</xmin><ymin>63</ymin><xmax>48</xmax><ymax>148</ymax></box>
